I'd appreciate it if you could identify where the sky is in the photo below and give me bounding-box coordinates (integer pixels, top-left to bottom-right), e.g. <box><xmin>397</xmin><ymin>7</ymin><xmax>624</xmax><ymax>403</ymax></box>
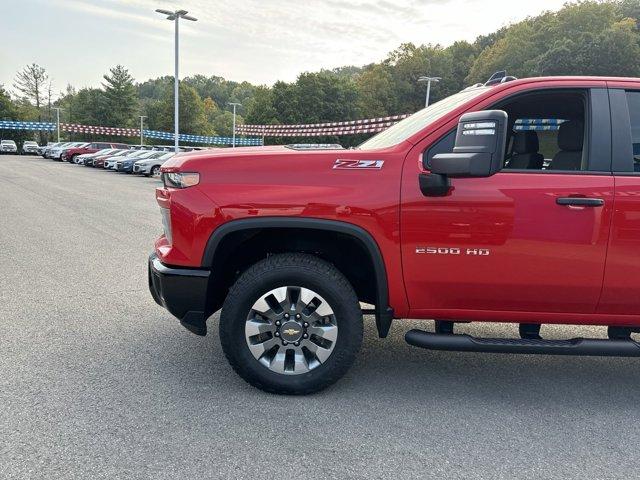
<box><xmin>0</xmin><ymin>0</ymin><xmax>570</xmax><ymax>95</ymax></box>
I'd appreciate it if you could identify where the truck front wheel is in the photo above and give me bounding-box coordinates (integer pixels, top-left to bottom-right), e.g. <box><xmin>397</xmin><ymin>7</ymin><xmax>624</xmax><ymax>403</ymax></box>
<box><xmin>219</xmin><ymin>253</ymin><xmax>363</xmax><ymax>394</ymax></box>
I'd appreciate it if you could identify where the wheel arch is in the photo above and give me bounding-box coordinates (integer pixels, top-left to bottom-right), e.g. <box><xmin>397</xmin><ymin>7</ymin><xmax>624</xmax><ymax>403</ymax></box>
<box><xmin>202</xmin><ymin>217</ymin><xmax>394</xmax><ymax>337</ymax></box>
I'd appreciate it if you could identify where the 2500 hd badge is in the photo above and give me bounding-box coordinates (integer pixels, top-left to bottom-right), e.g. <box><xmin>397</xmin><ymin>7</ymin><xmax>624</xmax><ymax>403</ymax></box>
<box><xmin>415</xmin><ymin>247</ymin><xmax>491</xmax><ymax>256</ymax></box>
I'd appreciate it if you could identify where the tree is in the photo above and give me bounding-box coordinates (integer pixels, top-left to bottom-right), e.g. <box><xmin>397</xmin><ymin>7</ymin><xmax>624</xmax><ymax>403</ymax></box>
<box><xmin>465</xmin><ymin>1</ymin><xmax>640</xmax><ymax>82</ymax></box>
<box><xmin>101</xmin><ymin>65</ymin><xmax>138</xmax><ymax>127</ymax></box>
<box><xmin>13</xmin><ymin>63</ymin><xmax>48</xmax><ymax>121</ymax></box>
<box><xmin>356</xmin><ymin>64</ymin><xmax>396</xmax><ymax>117</ymax></box>
<box><xmin>158</xmin><ymin>83</ymin><xmax>210</xmax><ymax>138</ymax></box>
<box><xmin>213</xmin><ymin>111</ymin><xmax>241</xmax><ymax>137</ymax></box>
<box><xmin>0</xmin><ymin>85</ymin><xmax>37</xmax><ymax>144</ymax></box>
<box><xmin>203</xmin><ymin>97</ymin><xmax>220</xmax><ymax>128</ymax></box>
<box><xmin>0</xmin><ymin>85</ymin><xmax>18</xmax><ymax>120</ymax></box>
<box><xmin>245</xmin><ymin>86</ymin><xmax>279</xmax><ymax>125</ymax></box>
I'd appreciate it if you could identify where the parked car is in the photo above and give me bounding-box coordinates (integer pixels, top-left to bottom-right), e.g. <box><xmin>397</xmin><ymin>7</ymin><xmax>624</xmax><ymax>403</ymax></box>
<box><xmin>133</xmin><ymin>151</ymin><xmax>176</xmax><ymax>176</ymax></box>
<box><xmin>93</xmin><ymin>149</ymin><xmax>135</xmax><ymax>168</ymax></box>
<box><xmin>39</xmin><ymin>142</ymin><xmax>59</xmax><ymax>157</ymax></box>
<box><xmin>75</xmin><ymin>149</ymin><xmax>110</xmax><ymax>165</ymax></box>
<box><xmin>44</xmin><ymin>142</ymin><xmax>73</xmax><ymax>159</ymax></box>
<box><xmin>115</xmin><ymin>150</ymin><xmax>166</xmax><ymax>173</ymax></box>
<box><xmin>97</xmin><ymin>149</ymin><xmax>135</xmax><ymax>168</ymax></box>
<box><xmin>21</xmin><ymin>141</ymin><xmax>40</xmax><ymax>155</ymax></box>
<box><xmin>105</xmin><ymin>149</ymin><xmax>153</xmax><ymax>169</ymax></box>
<box><xmin>76</xmin><ymin>148</ymin><xmax>119</xmax><ymax>165</ymax></box>
<box><xmin>62</xmin><ymin>142</ymin><xmax>129</xmax><ymax>163</ymax></box>
<box><xmin>149</xmin><ymin>73</ymin><xmax>640</xmax><ymax>394</ymax></box>
<box><xmin>50</xmin><ymin>142</ymin><xmax>88</xmax><ymax>161</ymax></box>
<box><xmin>1</xmin><ymin>140</ymin><xmax>18</xmax><ymax>154</ymax></box>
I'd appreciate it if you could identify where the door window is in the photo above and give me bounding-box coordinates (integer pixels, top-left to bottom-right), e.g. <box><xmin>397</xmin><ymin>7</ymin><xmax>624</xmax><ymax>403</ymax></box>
<box><xmin>423</xmin><ymin>90</ymin><xmax>591</xmax><ymax>172</ymax></box>
<box><xmin>501</xmin><ymin>91</ymin><xmax>587</xmax><ymax>171</ymax></box>
<box><xmin>625</xmin><ymin>91</ymin><xmax>640</xmax><ymax>172</ymax></box>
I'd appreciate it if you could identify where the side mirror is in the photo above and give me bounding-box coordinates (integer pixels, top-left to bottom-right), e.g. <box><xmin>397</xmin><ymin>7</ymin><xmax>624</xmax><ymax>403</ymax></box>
<box><xmin>420</xmin><ymin>110</ymin><xmax>508</xmax><ymax>197</ymax></box>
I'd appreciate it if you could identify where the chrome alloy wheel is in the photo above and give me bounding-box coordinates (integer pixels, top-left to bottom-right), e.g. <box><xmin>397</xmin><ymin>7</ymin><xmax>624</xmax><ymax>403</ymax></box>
<box><xmin>244</xmin><ymin>286</ymin><xmax>338</xmax><ymax>375</ymax></box>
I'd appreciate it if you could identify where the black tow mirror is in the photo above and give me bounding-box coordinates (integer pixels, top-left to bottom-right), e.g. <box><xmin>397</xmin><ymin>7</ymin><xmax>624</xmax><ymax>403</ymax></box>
<box><xmin>420</xmin><ymin>110</ymin><xmax>508</xmax><ymax>197</ymax></box>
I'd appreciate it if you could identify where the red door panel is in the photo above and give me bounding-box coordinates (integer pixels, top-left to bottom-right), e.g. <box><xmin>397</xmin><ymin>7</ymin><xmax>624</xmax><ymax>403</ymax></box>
<box><xmin>401</xmin><ymin>169</ymin><xmax>614</xmax><ymax>315</ymax></box>
<box><xmin>598</xmin><ymin>177</ymin><xmax>640</xmax><ymax>314</ymax></box>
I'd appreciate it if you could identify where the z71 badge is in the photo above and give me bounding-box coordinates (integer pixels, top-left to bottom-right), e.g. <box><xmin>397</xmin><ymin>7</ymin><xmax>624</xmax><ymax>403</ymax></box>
<box><xmin>334</xmin><ymin>159</ymin><xmax>384</xmax><ymax>170</ymax></box>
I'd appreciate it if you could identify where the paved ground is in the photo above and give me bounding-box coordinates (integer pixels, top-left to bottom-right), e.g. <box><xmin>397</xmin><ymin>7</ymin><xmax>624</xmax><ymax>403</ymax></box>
<box><xmin>1</xmin><ymin>154</ymin><xmax>640</xmax><ymax>479</ymax></box>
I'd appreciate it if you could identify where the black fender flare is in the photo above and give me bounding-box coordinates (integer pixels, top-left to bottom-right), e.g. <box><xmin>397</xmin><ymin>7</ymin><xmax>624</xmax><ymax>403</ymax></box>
<box><xmin>202</xmin><ymin>217</ymin><xmax>394</xmax><ymax>337</ymax></box>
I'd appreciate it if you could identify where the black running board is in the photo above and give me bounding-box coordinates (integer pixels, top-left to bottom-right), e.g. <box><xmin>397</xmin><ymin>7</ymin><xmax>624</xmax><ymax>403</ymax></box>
<box><xmin>405</xmin><ymin>330</ymin><xmax>640</xmax><ymax>357</ymax></box>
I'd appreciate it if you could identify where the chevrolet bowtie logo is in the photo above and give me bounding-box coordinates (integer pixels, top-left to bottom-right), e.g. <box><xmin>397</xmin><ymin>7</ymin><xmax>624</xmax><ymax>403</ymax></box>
<box><xmin>283</xmin><ymin>328</ymin><xmax>300</xmax><ymax>336</ymax></box>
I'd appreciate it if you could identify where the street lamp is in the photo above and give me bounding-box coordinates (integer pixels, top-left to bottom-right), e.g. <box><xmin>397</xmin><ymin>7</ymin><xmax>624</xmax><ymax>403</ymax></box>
<box><xmin>52</xmin><ymin>107</ymin><xmax>62</xmax><ymax>142</ymax></box>
<box><xmin>417</xmin><ymin>76</ymin><xmax>441</xmax><ymax>108</ymax></box>
<box><xmin>228</xmin><ymin>102</ymin><xmax>241</xmax><ymax>148</ymax></box>
<box><xmin>139</xmin><ymin>115</ymin><xmax>147</xmax><ymax>146</ymax></box>
<box><xmin>155</xmin><ymin>8</ymin><xmax>197</xmax><ymax>152</ymax></box>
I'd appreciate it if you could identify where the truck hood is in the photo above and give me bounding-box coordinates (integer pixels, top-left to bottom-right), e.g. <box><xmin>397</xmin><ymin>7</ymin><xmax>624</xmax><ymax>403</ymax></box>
<box><xmin>161</xmin><ymin>145</ymin><xmax>347</xmax><ymax>171</ymax></box>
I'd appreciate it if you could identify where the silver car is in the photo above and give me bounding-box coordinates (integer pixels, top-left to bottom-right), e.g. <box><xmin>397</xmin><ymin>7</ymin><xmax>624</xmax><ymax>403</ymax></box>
<box><xmin>45</xmin><ymin>142</ymin><xmax>73</xmax><ymax>159</ymax></box>
<box><xmin>133</xmin><ymin>152</ymin><xmax>176</xmax><ymax>176</ymax></box>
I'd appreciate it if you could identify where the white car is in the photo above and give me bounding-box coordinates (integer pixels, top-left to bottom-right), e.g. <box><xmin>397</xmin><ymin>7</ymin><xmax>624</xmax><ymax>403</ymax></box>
<box><xmin>1</xmin><ymin>140</ymin><xmax>18</xmax><ymax>154</ymax></box>
<box><xmin>49</xmin><ymin>142</ymin><xmax>88</xmax><ymax>161</ymax></box>
<box><xmin>45</xmin><ymin>142</ymin><xmax>73</xmax><ymax>159</ymax></box>
<box><xmin>133</xmin><ymin>152</ymin><xmax>176</xmax><ymax>176</ymax></box>
<box><xmin>21</xmin><ymin>141</ymin><xmax>40</xmax><ymax>154</ymax></box>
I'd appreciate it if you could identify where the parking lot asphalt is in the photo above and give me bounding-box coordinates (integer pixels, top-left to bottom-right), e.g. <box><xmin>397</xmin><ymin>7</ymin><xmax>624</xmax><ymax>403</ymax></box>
<box><xmin>2</xmin><ymin>153</ymin><xmax>640</xmax><ymax>479</ymax></box>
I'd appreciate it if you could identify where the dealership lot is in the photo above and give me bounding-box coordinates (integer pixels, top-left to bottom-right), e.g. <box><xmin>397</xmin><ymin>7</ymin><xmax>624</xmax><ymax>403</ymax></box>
<box><xmin>2</xmin><ymin>154</ymin><xmax>640</xmax><ymax>479</ymax></box>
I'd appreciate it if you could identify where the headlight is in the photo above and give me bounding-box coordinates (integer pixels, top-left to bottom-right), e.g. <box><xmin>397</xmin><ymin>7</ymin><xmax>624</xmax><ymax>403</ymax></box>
<box><xmin>162</xmin><ymin>172</ymin><xmax>200</xmax><ymax>189</ymax></box>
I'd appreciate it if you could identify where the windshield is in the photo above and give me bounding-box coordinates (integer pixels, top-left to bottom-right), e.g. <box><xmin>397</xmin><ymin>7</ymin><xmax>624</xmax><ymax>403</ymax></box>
<box><xmin>358</xmin><ymin>87</ymin><xmax>489</xmax><ymax>150</ymax></box>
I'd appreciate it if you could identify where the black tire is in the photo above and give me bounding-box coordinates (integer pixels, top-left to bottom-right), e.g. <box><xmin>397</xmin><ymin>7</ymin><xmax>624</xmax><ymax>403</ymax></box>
<box><xmin>150</xmin><ymin>165</ymin><xmax>160</xmax><ymax>177</ymax></box>
<box><xmin>219</xmin><ymin>253</ymin><xmax>363</xmax><ymax>394</ymax></box>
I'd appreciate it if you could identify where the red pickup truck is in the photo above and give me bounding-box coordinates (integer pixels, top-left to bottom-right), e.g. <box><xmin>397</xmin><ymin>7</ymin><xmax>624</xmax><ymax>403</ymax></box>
<box><xmin>62</xmin><ymin>141</ymin><xmax>129</xmax><ymax>163</ymax></box>
<box><xmin>149</xmin><ymin>74</ymin><xmax>640</xmax><ymax>394</ymax></box>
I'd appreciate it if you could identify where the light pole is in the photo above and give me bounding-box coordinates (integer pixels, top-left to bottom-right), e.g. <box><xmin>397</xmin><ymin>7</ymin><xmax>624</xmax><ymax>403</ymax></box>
<box><xmin>139</xmin><ymin>115</ymin><xmax>146</xmax><ymax>146</ymax></box>
<box><xmin>228</xmin><ymin>102</ymin><xmax>241</xmax><ymax>148</ymax></box>
<box><xmin>52</xmin><ymin>107</ymin><xmax>62</xmax><ymax>142</ymax></box>
<box><xmin>155</xmin><ymin>9</ymin><xmax>197</xmax><ymax>152</ymax></box>
<box><xmin>418</xmin><ymin>76</ymin><xmax>441</xmax><ymax>108</ymax></box>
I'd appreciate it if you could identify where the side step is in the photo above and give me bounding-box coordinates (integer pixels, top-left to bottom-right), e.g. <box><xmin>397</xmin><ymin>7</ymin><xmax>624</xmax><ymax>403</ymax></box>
<box><xmin>405</xmin><ymin>330</ymin><xmax>640</xmax><ymax>357</ymax></box>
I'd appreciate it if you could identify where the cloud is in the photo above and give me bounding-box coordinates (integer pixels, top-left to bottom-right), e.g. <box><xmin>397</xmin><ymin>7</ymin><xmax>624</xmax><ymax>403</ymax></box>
<box><xmin>1</xmin><ymin>0</ymin><xmax>570</xmax><ymax>89</ymax></box>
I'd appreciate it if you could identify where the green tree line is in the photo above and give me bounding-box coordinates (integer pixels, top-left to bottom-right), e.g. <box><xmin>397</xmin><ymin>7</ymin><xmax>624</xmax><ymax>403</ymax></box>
<box><xmin>2</xmin><ymin>0</ymin><xmax>640</xmax><ymax>146</ymax></box>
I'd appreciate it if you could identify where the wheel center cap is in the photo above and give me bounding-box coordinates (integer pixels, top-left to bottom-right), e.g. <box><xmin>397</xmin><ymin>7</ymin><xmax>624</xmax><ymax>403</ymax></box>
<box><xmin>280</xmin><ymin>321</ymin><xmax>303</xmax><ymax>342</ymax></box>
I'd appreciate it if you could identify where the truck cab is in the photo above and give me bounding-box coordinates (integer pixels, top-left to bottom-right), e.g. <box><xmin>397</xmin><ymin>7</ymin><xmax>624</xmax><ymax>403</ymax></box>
<box><xmin>149</xmin><ymin>75</ymin><xmax>640</xmax><ymax>394</ymax></box>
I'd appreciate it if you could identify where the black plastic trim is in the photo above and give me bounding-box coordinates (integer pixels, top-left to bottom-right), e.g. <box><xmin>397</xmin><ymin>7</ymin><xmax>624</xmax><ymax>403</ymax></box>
<box><xmin>588</xmin><ymin>88</ymin><xmax>612</xmax><ymax>172</ymax></box>
<box><xmin>405</xmin><ymin>330</ymin><xmax>640</xmax><ymax>356</ymax></box>
<box><xmin>608</xmin><ymin>88</ymin><xmax>635</xmax><ymax>173</ymax></box>
<box><xmin>148</xmin><ymin>253</ymin><xmax>211</xmax><ymax>336</ymax></box>
<box><xmin>202</xmin><ymin>217</ymin><xmax>394</xmax><ymax>337</ymax></box>
<box><xmin>556</xmin><ymin>197</ymin><xmax>604</xmax><ymax>207</ymax></box>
